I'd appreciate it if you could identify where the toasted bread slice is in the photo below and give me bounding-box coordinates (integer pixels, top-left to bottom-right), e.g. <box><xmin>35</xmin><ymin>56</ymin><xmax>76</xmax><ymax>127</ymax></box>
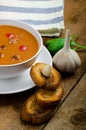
<box><xmin>36</xmin><ymin>86</ymin><xmax>64</xmax><ymax>108</ymax></box>
<box><xmin>30</xmin><ymin>63</ymin><xmax>61</xmax><ymax>90</ymax></box>
<box><xmin>21</xmin><ymin>95</ymin><xmax>55</xmax><ymax>125</ymax></box>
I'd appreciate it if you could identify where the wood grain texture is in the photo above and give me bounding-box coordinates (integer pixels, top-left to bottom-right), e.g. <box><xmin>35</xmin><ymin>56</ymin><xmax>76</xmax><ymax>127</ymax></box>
<box><xmin>0</xmin><ymin>37</ymin><xmax>86</xmax><ymax>130</ymax></box>
<box><xmin>43</xmin><ymin>73</ymin><xmax>86</xmax><ymax>130</ymax></box>
<box><xmin>64</xmin><ymin>0</ymin><xmax>86</xmax><ymax>44</ymax></box>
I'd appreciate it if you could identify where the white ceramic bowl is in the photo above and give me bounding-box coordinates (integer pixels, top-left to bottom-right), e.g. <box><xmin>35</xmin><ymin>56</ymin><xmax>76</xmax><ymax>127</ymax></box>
<box><xmin>0</xmin><ymin>19</ymin><xmax>43</xmax><ymax>79</ymax></box>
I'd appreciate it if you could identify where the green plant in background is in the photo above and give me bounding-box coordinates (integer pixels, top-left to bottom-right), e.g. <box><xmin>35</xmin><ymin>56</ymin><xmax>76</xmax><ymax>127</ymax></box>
<box><xmin>46</xmin><ymin>37</ymin><xmax>86</xmax><ymax>56</ymax></box>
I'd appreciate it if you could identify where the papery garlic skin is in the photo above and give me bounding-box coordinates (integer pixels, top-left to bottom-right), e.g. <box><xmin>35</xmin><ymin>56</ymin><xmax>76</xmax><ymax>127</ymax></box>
<box><xmin>53</xmin><ymin>48</ymin><xmax>81</xmax><ymax>73</ymax></box>
<box><xmin>52</xmin><ymin>29</ymin><xmax>81</xmax><ymax>73</ymax></box>
<box><xmin>42</xmin><ymin>65</ymin><xmax>52</xmax><ymax>77</ymax></box>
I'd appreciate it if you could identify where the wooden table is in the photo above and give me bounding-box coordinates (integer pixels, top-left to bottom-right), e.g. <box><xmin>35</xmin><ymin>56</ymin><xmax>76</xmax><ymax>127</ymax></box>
<box><xmin>0</xmin><ymin>37</ymin><xmax>86</xmax><ymax>130</ymax></box>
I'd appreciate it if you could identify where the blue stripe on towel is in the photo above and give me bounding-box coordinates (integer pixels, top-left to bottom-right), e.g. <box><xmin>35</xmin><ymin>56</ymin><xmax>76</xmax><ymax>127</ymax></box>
<box><xmin>0</xmin><ymin>5</ymin><xmax>63</xmax><ymax>14</ymax></box>
<box><xmin>21</xmin><ymin>16</ymin><xmax>63</xmax><ymax>25</ymax></box>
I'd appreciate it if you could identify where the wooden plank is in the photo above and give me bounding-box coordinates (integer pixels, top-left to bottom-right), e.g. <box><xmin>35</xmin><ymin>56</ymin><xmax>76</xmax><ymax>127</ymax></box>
<box><xmin>7</xmin><ymin>116</ymin><xmax>43</xmax><ymax>130</ymax></box>
<box><xmin>43</xmin><ymin>73</ymin><xmax>86</xmax><ymax>130</ymax></box>
<box><xmin>6</xmin><ymin>51</ymin><xmax>86</xmax><ymax>130</ymax></box>
<box><xmin>0</xmin><ymin>47</ymin><xmax>85</xmax><ymax>130</ymax></box>
<box><xmin>0</xmin><ymin>106</ymin><xmax>19</xmax><ymax>130</ymax></box>
<box><xmin>0</xmin><ymin>89</ymin><xmax>43</xmax><ymax>130</ymax></box>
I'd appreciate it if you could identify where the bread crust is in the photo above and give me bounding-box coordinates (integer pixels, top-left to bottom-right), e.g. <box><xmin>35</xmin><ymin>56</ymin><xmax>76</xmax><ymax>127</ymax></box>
<box><xmin>30</xmin><ymin>63</ymin><xmax>61</xmax><ymax>90</ymax></box>
<box><xmin>21</xmin><ymin>63</ymin><xmax>63</xmax><ymax>125</ymax></box>
<box><xmin>36</xmin><ymin>86</ymin><xmax>64</xmax><ymax>108</ymax></box>
<box><xmin>21</xmin><ymin>95</ymin><xmax>55</xmax><ymax>125</ymax></box>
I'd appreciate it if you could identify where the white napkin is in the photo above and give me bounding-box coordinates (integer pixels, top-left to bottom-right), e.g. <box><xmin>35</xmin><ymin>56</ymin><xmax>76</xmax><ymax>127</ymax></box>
<box><xmin>0</xmin><ymin>0</ymin><xmax>64</xmax><ymax>36</ymax></box>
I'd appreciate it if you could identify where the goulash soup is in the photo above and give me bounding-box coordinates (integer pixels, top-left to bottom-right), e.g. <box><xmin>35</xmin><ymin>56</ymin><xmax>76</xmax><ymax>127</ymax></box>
<box><xmin>0</xmin><ymin>25</ymin><xmax>39</xmax><ymax>65</ymax></box>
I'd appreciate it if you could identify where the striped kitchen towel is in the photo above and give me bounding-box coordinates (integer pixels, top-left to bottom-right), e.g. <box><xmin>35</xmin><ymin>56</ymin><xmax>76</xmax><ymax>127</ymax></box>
<box><xmin>0</xmin><ymin>0</ymin><xmax>64</xmax><ymax>36</ymax></box>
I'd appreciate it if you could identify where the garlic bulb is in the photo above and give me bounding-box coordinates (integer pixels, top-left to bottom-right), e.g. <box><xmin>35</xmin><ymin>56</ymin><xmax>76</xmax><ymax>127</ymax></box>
<box><xmin>53</xmin><ymin>29</ymin><xmax>81</xmax><ymax>73</ymax></box>
<box><xmin>42</xmin><ymin>65</ymin><xmax>52</xmax><ymax>77</ymax></box>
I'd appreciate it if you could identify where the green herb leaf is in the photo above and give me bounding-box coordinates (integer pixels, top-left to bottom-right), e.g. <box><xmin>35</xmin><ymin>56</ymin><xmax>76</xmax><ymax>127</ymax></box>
<box><xmin>47</xmin><ymin>38</ymin><xmax>64</xmax><ymax>56</ymax></box>
<box><xmin>46</xmin><ymin>37</ymin><xmax>86</xmax><ymax>56</ymax></box>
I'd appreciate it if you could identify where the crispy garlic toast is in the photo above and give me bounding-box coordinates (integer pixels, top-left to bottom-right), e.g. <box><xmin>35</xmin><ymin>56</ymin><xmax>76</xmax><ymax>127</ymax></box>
<box><xmin>30</xmin><ymin>63</ymin><xmax>61</xmax><ymax>90</ymax></box>
<box><xmin>36</xmin><ymin>86</ymin><xmax>63</xmax><ymax>108</ymax></box>
<box><xmin>21</xmin><ymin>95</ymin><xmax>55</xmax><ymax>125</ymax></box>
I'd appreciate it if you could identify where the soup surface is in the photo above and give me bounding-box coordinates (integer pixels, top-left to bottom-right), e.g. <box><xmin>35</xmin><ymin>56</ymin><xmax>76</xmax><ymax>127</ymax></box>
<box><xmin>0</xmin><ymin>25</ymin><xmax>38</xmax><ymax>65</ymax></box>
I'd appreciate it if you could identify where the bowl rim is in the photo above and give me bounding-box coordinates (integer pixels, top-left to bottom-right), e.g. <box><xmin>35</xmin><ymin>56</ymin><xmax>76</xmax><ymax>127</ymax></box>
<box><xmin>0</xmin><ymin>19</ymin><xmax>43</xmax><ymax>67</ymax></box>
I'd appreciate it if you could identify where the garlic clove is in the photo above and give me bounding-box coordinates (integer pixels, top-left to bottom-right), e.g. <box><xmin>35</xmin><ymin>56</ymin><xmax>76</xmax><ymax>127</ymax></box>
<box><xmin>42</xmin><ymin>65</ymin><xmax>52</xmax><ymax>77</ymax></box>
<box><xmin>52</xmin><ymin>29</ymin><xmax>81</xmax><ymax>73</ymax></box>
<box><xmin>70</xmin><ymin>49</ymin><xmax>81</xmax><ymax>67</ymax></box>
